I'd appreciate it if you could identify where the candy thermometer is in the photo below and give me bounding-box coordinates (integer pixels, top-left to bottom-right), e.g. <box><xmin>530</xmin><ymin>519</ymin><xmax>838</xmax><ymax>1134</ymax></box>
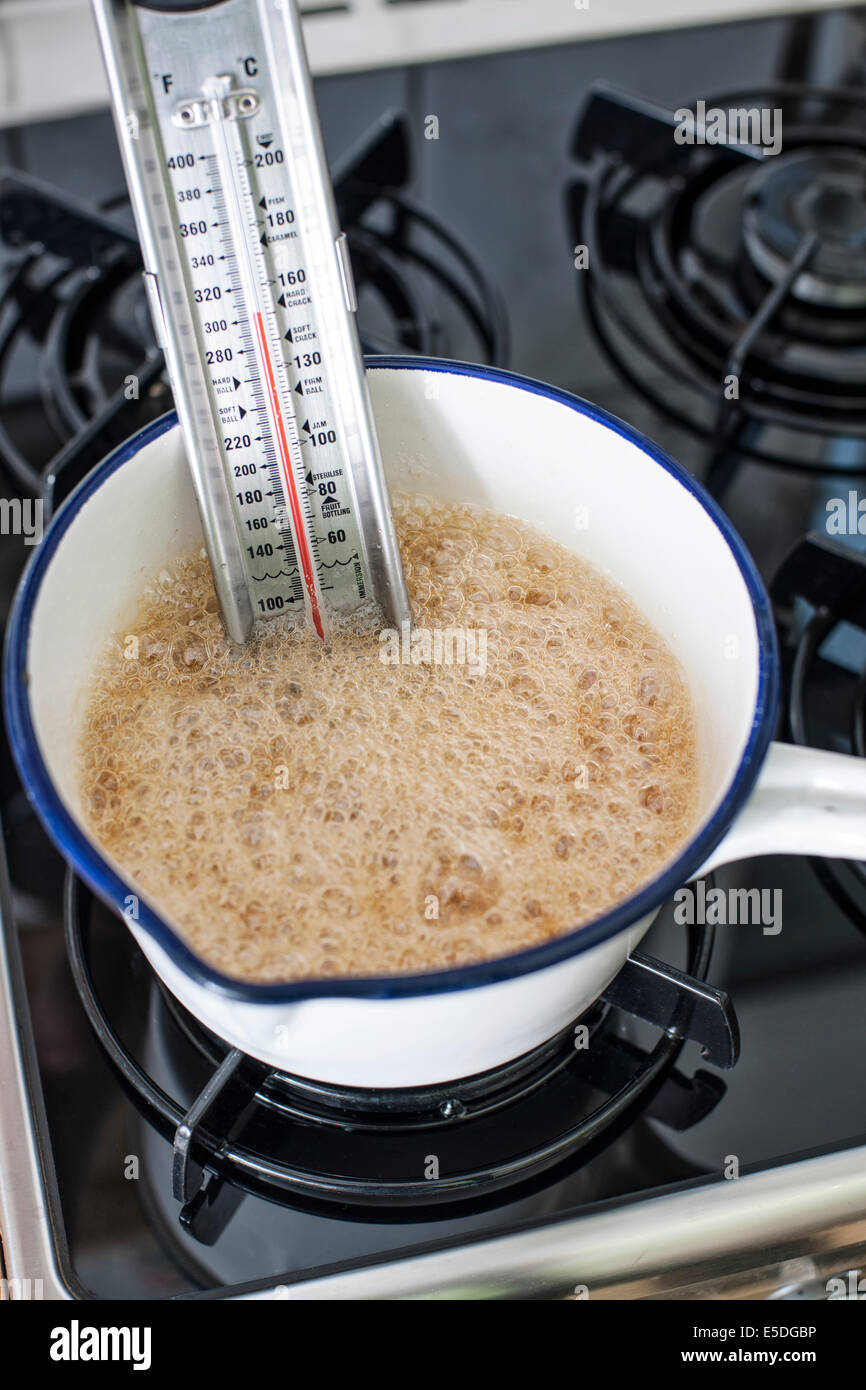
<box><xmin>92</xmin><ymin>0</ymin><xmax>411</xmax><ymax>643</ymax></box>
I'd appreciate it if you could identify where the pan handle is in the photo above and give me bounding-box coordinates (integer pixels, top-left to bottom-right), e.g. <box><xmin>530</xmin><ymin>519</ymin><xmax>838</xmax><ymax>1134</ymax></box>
<box><xmin>696</xmin><ymin>741</ymin><xmax>866</xmax><ymax>876</ymax></box>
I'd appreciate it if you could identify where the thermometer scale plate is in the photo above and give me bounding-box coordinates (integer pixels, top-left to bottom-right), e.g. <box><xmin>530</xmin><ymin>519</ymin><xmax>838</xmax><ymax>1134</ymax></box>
<box><xmin>92</xmin><ymin>0</ymin><xmax>410</xmax><ymax>643</ymax></box>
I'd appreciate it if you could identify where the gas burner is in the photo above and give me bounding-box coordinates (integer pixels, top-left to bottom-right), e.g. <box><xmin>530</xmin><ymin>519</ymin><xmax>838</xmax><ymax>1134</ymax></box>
<box><xmin>569</xmin><ymin>84</ymin><xmax>866</xmax><ymax>488</ymax></box>
<box><xmin>0</xmin><ymin>115</ymin><xmax>508</xmax><ymax>514</ymax></box>
<box><xmin>742</xmin><ymin>149</ymin><xmax>866</xmax><ymax>311</ymax></box>
<box><xmin>0</xmin><ymin>176</ymin><xmax>164</xmax><ymax>502</ymax></box>
<box><xmin>65</xmin><ymin>871</ymin><xmax>736</xmax><ymax>1236</ymax></box>
<box><xmin>772</xmin><ymin>533</ymin><xmax>866</xmax><ymax>933</ymax></box>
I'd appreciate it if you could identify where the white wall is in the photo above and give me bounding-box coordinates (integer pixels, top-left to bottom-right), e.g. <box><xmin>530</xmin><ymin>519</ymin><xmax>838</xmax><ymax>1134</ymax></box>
<box><xmin>0</xmin><ymin>0</ymin><xmax>862</xmax><ymax>128</ymax></box>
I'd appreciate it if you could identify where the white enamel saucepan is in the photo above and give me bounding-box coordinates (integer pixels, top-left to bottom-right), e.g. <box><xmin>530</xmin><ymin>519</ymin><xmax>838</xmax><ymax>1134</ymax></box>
<box><xmin>7</xmin><ymin>359</ymin><xmax>866</xmax><ymax>1089</ymax></box>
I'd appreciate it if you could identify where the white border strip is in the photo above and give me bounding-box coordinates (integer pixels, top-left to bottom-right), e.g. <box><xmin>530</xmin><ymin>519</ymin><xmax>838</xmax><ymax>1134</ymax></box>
<box><xmin>0</xmin><ymin>0</ymin><xmax>862</xmax><ymax>128</ymax></box>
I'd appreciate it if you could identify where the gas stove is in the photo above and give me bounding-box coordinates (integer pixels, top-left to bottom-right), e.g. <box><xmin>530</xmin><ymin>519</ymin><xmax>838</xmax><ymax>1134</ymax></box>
<box><xmin>1</xmin><ymin>4</ymin><xmax>866</xmax><ymax>1306</ymax></box>
<box><xmin>568</xmin><ymin>82</ymin><xmax>866</xmax><ymax>485</ymax></box>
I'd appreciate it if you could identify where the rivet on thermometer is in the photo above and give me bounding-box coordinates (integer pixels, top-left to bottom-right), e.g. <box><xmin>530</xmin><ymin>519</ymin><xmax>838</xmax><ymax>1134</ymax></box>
<box><xmin>91</xmin><ymin>0</ymin><xmax>412</xmax><ymax>645</ymax></box>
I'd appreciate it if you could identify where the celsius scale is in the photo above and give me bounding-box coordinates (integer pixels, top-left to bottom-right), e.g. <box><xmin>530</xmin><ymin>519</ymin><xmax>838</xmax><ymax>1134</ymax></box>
<box><xmin>91</xmin><ymin>0</ymin><xmax>411</xmax><ymax>643</ymax></box>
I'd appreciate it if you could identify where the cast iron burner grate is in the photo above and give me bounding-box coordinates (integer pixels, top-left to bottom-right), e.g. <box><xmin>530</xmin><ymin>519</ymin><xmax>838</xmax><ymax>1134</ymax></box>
<box><xmin>568</xmin><ymin>83</ymin><xmax>866</xmax><ymax>494</ymax></box>
<box><xmin>65</xmin><ymin>870</ymin><xmax>737</xmax><ymax>1239</ymax></box>
<box><xmin>773</xmin><ymin>534</ymin><xmax>866</xmax><ymax>934</ymax></box>
<box><xmin>0</xmin><ymin>113</ymin><xmax>508</xmax><ymax>515</ymax></box>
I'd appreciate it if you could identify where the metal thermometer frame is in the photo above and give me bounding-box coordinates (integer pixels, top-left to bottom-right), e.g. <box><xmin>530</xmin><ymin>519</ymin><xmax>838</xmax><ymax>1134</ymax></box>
<box><xmin>91</xmin><ymin>0</ymin><xmax>411</xmax><ymax>642</ymax></box>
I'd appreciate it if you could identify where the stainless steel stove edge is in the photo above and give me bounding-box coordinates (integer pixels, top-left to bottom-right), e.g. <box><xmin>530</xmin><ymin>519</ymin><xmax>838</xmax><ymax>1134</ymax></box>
<box><xmin>232</xmin><ymin>1146</ymin><xmax>866</xmax><ymax>1301</ymax></box>
<box><xmin>0</xmin><ymin>835</ymin><xmax>77</xmax><ymax>1300</ymax></box>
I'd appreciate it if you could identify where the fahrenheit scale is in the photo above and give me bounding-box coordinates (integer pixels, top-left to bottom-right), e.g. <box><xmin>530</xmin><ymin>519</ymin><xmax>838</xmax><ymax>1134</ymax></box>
<box><xmin>92</xmin><ymin>0</ymin><xmax>411</xmax><ymax>643</ymax></box>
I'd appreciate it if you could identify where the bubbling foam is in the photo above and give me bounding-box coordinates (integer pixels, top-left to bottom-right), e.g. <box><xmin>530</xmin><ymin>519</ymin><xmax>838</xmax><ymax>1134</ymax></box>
<box><xmin>79</xmin><ymin>494</ymin><xmax>701</xmax><ymax>980</ymax></box>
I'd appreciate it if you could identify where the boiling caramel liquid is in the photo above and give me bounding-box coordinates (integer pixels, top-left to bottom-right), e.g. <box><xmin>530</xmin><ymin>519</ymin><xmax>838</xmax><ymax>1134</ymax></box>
<box><xmin>80</xmin><ymin>495</ymin><xmax>700</xmax><ymax>980</ymax></box>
